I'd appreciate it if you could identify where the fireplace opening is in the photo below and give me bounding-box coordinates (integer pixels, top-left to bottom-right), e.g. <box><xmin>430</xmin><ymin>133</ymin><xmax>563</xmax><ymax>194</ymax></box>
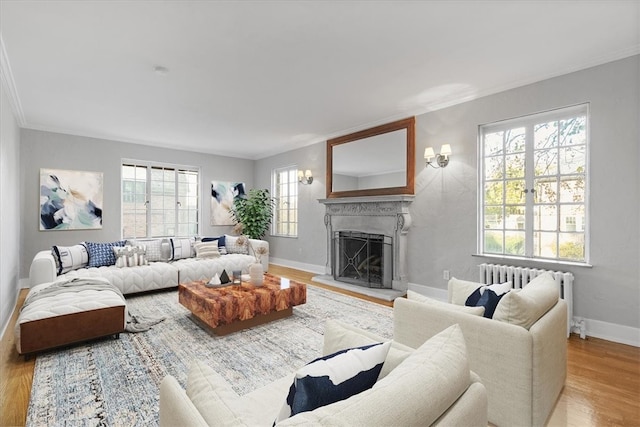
<box><xmin>333</xmin><ymin>231</ymin><xmax>392</xmax><ymax>288</ymax></box>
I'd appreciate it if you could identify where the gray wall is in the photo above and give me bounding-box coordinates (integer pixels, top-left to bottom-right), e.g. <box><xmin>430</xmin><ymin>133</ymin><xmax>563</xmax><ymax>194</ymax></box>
<box><xmin>1</xmin><ymin>82</ymin><xmax>22</xmax><ymax>334</ymax></box>
<box><xmin>258</xmin><ymin>56</ymin><xmax>640</xmax><ymax>335</ymax></box>
<box><xmin>409</xmin><ymin>55</ymin><xmax>639</xmax><ymax>332</ymax></box>
<box><xmin>19</xmin><ymin>129</ymin><xmax>255</xmax><ymax>278</ymax></box>
<box><xmin>255</xmin><ymin>141</ymin><xmax>327</xmax><ymax>273</ymax></box>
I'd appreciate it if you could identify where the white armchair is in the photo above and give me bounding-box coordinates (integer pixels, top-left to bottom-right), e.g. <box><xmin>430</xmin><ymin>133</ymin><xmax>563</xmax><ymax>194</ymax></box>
<box><xmin>394</xmin><ymin>274</ymin><xmax>567</xmax><ymax>427</ymax></box>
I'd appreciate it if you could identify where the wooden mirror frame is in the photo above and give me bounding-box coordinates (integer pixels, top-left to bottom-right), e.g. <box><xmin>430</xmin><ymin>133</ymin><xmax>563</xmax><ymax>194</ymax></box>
<box><xmin>326</xmin><ymin>116</ymin><xmax>415</xmax><ymax>198</ymax></box>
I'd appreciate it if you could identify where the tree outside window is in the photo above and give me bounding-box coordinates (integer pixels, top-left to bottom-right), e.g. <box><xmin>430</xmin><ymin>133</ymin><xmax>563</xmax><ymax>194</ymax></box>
<box><xmin>480</xmin><ymin>105</ymin><xmax>588</xmax><ymax>263</ymax></box>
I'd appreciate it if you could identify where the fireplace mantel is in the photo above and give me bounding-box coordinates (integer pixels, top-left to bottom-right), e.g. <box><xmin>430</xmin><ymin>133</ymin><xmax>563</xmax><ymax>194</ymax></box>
<box><xmin>318</xmin><ymin>195</ymin><xmax>414</xmax><ymax>292</ymax></box>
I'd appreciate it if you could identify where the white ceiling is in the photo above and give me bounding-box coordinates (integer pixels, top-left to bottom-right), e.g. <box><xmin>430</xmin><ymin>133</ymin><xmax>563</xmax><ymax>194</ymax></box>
<box><xmin>1</xmin><ymin>1</ymin><xmax>638</xmax><ymax>160</ymax></box>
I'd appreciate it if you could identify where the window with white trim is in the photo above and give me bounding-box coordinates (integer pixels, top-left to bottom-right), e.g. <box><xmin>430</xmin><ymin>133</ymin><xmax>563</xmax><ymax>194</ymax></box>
<box><xmin>272</xmin><ymin>165</ymin><xmax>298</xmax><ymax>237</ymax></box>
<box><xmin>479</xmin><ymin>104</ymin><xmax>588</xmax><ymax>262</ymax></box>
<box><xmin>122</xmin><ymin>161</ymin><xmax>199</xmax><ymax>238</ymax></box>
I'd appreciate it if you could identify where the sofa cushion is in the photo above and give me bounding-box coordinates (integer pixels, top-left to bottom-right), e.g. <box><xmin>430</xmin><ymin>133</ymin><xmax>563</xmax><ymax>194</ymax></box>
<box><xmin>407</xmin><ymin>290</ymin><xmax>485</xmax><ymax>316</ymax></box>
<box><xmin>449</xmin><ymin>277</ymin><xmax>486</xmax><ymax>305</ymax></box>
<box><xmin>194</xmin><ymin>242</ymin><xmax>220</xmax><ymax>259</ymax></box>
<box><xmin>275</xmin><ymin>341</ymin><xmax>391</xmax><ymax>423</ymax></box>
<box><xmin>113</xmin><ymin>245</ymin><xmax>148</xmax><ymax>267</ymax></box>
<box><xmin>322</xmin><ymin>319</ymin><xmax>413</xmax><ymax>379</ymax></box>
<box><xmin>51</xmin><ymin>243</ymin><xmax>88</xmax><ymax>274</ymax></box>
<box><xmin>278</xmin><ymin>324</ymin><xmax>470</xmax><ymax>426</ymax></box>
<box><xmin>85</xmin><ymin>241</ymin><xmax>126</xmax><ymax>267</ymax></box>
<box><xmin>224</xmin><ymin>235</ymin><xmax>248</xmax><ymax>254</ymax></box>
<box><xmin>493</xmin><ymin>272</ymin><xmax>559</xmax><ymax>329</ymax></box>
<box><xmin>465</xmin><ymin>282</ymin><xmax>511</xmax><ymax>318</ymax></box>
<box><xmin>128</xmin><ymin>238</ymin><xmax>171</xmax><ymax>262</ymax></box>
<box><xmin>171</xmin><ymin>237</ymin><xmax>195</xmax><ymax>260</ymax></box>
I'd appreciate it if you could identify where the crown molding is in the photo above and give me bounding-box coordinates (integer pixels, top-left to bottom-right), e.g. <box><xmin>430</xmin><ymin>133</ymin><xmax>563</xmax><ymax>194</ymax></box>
<box><xmin>0</xmin><ymin>33</ymin><xmax>26</xmax><ymax>127</ymax></box>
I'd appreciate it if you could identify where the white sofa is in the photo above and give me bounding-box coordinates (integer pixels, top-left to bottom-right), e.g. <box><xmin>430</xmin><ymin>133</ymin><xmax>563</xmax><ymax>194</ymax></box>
<box><xmin>29</xmin><ymin>238</ymin><xmax>269</xmax><ymax>295</ymax></box>
<box><xmin>394</xmin><ymin>274</ymin><xmax>567</xmax><ymax>427</ymax></box>
<box><xmin>159</xmin><ymin>321</ymin><xmax>488</xmax><ymax>426</ymax></box>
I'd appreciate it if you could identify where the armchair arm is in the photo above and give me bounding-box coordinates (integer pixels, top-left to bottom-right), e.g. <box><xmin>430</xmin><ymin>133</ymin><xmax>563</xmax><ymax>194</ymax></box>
<box><xmin>530</xmin><ymin>299</ymin><xmax>567</xmax><ymax>426</ymax></box>
<box><xmin>159</xmin><ymin>375</ymin><xmax>208</xmax><ymax>427</ymax></box>
<box><xmin>393</xmin><ymin>297</ymin><xmax>534</xmax><ymax>426</ymax></box>
<box><xmin>29</xmin><ymin>250</ymin><xmax>57</xmax><ymax>287</ymax></box>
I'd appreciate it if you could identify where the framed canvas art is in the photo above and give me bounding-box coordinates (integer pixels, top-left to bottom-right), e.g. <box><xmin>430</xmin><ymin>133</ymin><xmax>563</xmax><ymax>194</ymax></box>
<box><xmin>211</xmin><ymin>181</ymin><xmax>245</xmax><ymax>225</ymax></box>
<box><xmin>40</xmin><ymin>168</ymin><xmax>104</xmax><ymax>231</ymax></box>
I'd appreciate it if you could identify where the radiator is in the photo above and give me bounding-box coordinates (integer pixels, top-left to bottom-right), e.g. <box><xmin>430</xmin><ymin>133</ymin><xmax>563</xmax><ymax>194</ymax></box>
<box><xmin>478</xmin><ymin>263</ymin><xmax>581</xmax><ymax>338</ymax></box>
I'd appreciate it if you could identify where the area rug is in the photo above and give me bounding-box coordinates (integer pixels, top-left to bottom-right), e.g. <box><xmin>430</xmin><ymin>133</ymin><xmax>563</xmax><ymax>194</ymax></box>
<box><xmin>26</xmin><ymin>285</ymin><xmax>394</xmax><ymax>426</ymax></box>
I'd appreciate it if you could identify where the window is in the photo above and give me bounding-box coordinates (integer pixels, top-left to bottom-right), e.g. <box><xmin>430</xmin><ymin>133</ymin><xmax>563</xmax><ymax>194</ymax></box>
<box><xmin>479</xmin><ymin>104</ymin><xmax>588</xmax><ymax>263</ymax></box>
<box><xmin>122</xmin><ymin>161</ymin><xmax>199</xmax><ymax>238</ymax></box>
<box><xmin>272</xmin><ymin>166</ymin><xmax>298</xmax><ymax>237</ymax></box>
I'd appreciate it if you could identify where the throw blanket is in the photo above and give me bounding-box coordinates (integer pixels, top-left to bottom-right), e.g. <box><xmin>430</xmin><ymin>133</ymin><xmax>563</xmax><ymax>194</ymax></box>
<box><xmin>23</xmin><ymin>277</ymin><xmax>165</xmax><ymax>332</ymax></box>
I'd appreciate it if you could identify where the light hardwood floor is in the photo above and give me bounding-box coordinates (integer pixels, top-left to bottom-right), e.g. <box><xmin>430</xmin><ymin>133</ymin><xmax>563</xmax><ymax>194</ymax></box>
<box><xmin>1</xmin><ymin>265</ymin><xmax>639</xmax><ymax>426</ymax></box>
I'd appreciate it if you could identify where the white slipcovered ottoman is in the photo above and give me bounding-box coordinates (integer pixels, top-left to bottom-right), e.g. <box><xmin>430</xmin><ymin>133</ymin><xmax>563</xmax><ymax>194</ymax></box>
<box><xmin>16</xmin><ymin>279</ymin><xmax>126</xmax><ymax>356</ymax></box>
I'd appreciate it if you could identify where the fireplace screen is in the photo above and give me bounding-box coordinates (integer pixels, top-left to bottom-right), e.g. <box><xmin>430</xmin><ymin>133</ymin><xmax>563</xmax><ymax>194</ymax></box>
<box><xmin>333</xmin><ymin>231</ymin><xmax>392</xmax><ymax>288</ymax></box>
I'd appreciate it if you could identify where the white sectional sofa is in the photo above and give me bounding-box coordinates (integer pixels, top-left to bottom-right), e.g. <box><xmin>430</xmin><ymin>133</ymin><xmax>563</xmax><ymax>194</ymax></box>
<box><xmin>29</xmin><ymin>236</ymin><xmax>269</xmax><ymax>295</ymax></box>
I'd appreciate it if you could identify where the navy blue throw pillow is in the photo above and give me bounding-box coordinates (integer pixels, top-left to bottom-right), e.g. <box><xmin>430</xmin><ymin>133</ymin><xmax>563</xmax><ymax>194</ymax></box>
<box><xmin>274</xmin><ymin>341</ymin><xmax>391</xmax><ymax>423</ymax></box>
<box><xmin>202</xmin><ymin>236</ymin><xmax>226</xmax><ymax>247</ymax></box>
<box><xmin>466</xmin><ymin>289</ymin><xmax>502</xmax><ymax>318</ymax></box>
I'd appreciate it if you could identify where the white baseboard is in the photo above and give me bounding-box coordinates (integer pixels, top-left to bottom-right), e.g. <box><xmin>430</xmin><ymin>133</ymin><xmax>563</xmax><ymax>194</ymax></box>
<box><xmin>410</xmin><ymin>283</ymin><xmax>639</xmax><ymax>348</ymax></box>
<box><xmin>583</xmin><ymin>318</ymin><xmax>640</xmax><ymax>347</ymax></box>
<box><xmin>407</xmin><ymin>282</ymin><xmax>448</xmax><ymax>302</ymax></box>
<box><xmin>269</xmin><ymin>258</ymin><xmax>325</xmax><ymax>275</ymax></box>
<box><xmin>1</xmin><ymin>279</ymin><xmax>31</xmax><ymax>339</ymax></box>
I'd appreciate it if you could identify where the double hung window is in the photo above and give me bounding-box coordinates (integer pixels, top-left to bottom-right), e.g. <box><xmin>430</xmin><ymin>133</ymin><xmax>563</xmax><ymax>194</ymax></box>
<box><xmin>479</xmin><ymin>104</ymin><xmax>588</xmax><ymax>263</ymax></box>
<box><xmin>122</xmin><ymin>161</ymin><xmax>199</xmax><ymax>238</ymax></box>
<box><xmin>272</xmin><ymin>165</ymin><xmax>298</xmax><ymax>237</ymax></box>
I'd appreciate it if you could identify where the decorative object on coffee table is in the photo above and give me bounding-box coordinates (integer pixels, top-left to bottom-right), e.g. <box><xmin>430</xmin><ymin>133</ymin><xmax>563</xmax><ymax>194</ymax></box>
<box><xmin>178</xmin><ymin>273</ymin><xmax>306</xmax><ymax>335</ymax></box>
<box><xmin>249</xmin><ymin>262</ymin><xmax>264</xmax><ymax>286</ymax></box>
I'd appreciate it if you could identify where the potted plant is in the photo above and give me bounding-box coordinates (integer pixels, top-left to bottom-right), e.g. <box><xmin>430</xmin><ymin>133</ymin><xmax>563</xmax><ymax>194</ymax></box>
<box><xmin>230</xmin><ymin>188</ymin><xmax>274</xmax><ymax>240</ymax></box>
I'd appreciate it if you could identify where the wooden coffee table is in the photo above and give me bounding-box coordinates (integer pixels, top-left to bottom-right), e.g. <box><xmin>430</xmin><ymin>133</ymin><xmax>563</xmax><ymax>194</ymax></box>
<box><xmin>178</xmin><ymin>273</ymin><xmax>307</xmax><ymax>335</ymax></box>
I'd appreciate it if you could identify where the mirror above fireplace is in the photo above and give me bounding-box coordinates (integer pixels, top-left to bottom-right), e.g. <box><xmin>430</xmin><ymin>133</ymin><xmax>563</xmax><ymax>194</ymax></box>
<box><xmin>326</xmin><ymin>117</ymin><xmax>415</xmax><ymax>198</ymax></box>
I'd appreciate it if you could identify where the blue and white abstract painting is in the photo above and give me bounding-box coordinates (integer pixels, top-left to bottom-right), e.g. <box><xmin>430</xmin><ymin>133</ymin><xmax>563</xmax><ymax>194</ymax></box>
<box><xmin>210</xmin><ymin>181</ymin><xmax>245</xmax><ymax>225</ymax></box>
<box><xmin>40</xmin><ymin>168</ymin><xmax>103</xmax><ymax>231</ymax></box>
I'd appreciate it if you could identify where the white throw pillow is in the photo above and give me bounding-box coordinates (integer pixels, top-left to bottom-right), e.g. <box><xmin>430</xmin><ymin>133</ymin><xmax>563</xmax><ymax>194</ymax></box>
<box><xmin>194</xmin><ymin>241</ymin><xmax>220</xmax><ymax>259</ymax></box>
<box><xmin>407</xmin><ymin>290</ymin><xmax>485</xmax><ymax>316</ymax></box>
<box><xmin>448</xmin><ymin>277</ymin><xmax>484</xmax><ymax>305</ymax></box>
<box><xmin>493</xmin><ymin>272</ymin><xmax>559</xmax><ymax>329</ymax></box>
<box><xmin>128</xmin><ymin>238</ymin><xmax>168</xmax><ymax>262</ymax></box>
<box><xmin>113</xmin><ymin>245</ymin><xmax>148</xmax><ymax>268</ymax></box>
<box><xmin>224</xmin><ymin>235</ymin><xmax>249</xmax><ymax>254</ymax></box>
<box><xmin>51</xmin><ymin>243</ymin><xmax>88</xmax><ymax>274</ymax></box>
<box><xmin>323</xmin><ymin>319</ymin><xmax>413</xmax><ymax>380</ymax></box>
<box><xmin>171</xmin><ymin>237</ymin><xmax>195</xmax><ymax>260</ymax></box>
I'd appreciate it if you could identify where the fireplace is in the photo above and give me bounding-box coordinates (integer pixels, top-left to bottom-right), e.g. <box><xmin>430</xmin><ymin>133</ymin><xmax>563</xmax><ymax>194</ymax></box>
<box><xmin>334</xmin><ymin>231</ymin><xmax>392</xmax><ymax>288</ymax></box>
<box><xmin>317</xmin><ymin>195</ymin><xmax>414</xmax><ymax>295</ymax></box>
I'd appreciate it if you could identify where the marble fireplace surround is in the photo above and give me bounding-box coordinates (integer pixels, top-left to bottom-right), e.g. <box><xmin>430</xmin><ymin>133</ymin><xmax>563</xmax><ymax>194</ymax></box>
<box><xmin>313</xmin><ymin>195</ymin><xmax>414</xmax><ymax>301</ymax></box>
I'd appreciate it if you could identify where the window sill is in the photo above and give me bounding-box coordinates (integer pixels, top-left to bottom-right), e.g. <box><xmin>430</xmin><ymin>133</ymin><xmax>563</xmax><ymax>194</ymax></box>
<box><xmin>270</xmin><ymin>234</ymin><xmax>298</xmax><ymax>239</ymax></box>
<box><xmin>472</xmin><ymin>253</ymin><xmax>592</xmax><ymax>268</ymax></box>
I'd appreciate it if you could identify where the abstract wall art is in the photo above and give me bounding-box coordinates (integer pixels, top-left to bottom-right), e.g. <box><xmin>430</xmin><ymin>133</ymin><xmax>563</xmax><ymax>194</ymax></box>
<box><xmin>210</xmin><ymin>181</ymin><xmax>245</xmax><ymax>225</ymax></box>
<box><xmin>40</xmin><ymin>168</ymin><xmax>104</xmax><ymax>231</ymax></box>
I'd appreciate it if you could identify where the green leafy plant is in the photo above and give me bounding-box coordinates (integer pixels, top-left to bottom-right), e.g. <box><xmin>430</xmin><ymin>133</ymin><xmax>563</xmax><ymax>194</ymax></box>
<box><xmin>230</xmin><ymin>188</ymin><xmax>274</xmax><ymax>240</ymax></box>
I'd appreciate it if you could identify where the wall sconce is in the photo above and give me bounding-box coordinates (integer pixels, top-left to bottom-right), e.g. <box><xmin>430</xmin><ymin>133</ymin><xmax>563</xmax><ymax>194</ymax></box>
<box><xmin>424</xmin><ymin>144</ymin><xmax>452</xmax><ymax>168</ymax></box>
<box><xmin>298</xmin><ymin>169</ymin><xmax>313</xmax><ymax>185</ymax></box>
